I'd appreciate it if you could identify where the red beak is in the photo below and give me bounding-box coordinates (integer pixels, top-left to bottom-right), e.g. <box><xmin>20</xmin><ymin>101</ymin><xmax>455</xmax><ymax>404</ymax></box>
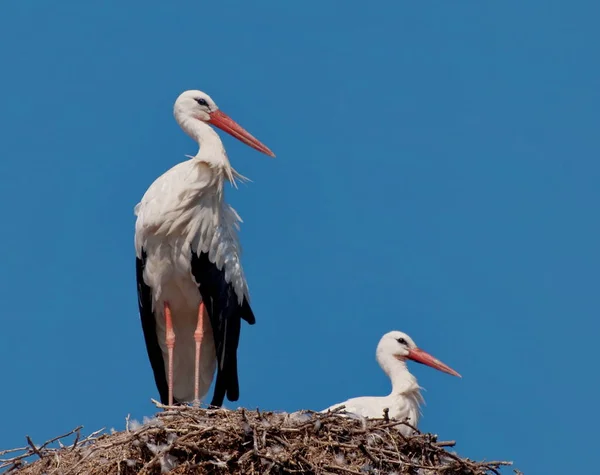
<box><xmin>404</xmin><ymin>348</ymin><xmax>461</xmax><ymax>378</ymax></box>
<box><xmin>208</xmin><ymin>109</ymin><xmax>275</xmax><ymax>158</ymax></box>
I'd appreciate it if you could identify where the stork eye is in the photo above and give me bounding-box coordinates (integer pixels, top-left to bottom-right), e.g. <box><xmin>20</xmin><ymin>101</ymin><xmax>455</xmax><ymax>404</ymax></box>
<box><xmin>195</xmin><ymin>98</ymin><xmax>209</xmax><ymax>107</ymax></box>
<box><xmin>397</xmin><ymin>338</ymin><xmax>408</xmax><ymax>345</ymax></box>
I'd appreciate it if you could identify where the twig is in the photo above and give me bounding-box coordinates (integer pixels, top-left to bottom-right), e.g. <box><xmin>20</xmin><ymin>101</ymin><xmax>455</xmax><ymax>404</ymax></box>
<box><xmin>358</xmin><ymin>443</ymin><xmax>380</xmax><ymax>465</ymax></box>
<box><xmin>36</xmin><ymin>426</ymin><xmax>84</xmax><ymax>453</ymax></box>
<box><xmin>0</xmin><ymin>446</ymin><xmax>28</xmax><ymax>456</ymax></box>
<box><xmin>25</xmin><ymin>436</ymin><xmax>42</xmax><ymax>459</ymax></box>
<box><xmin>322</xmin><ymin>465</ymin><xmax>363</xmax><ymax>474</ymax></box>
<box><xmin>435</xmin><ymin>440</ymin><xmax>456</xmax><ymax>447</ymax></box>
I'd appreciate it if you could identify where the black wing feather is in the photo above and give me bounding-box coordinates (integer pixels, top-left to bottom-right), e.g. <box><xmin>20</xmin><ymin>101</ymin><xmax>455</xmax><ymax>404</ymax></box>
<box><xmin>136</xmin><ymin>250</ymin><xmax>172</xmax><ymax>405</ymax></box>
<box><xmin>191</xmin><ymin>251</ymin><xmax>255</xmax><ymax>407</ymax></box>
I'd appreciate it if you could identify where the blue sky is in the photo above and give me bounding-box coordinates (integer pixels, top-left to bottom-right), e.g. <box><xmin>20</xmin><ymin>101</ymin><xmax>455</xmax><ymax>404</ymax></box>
<box><xmin>0</xmin><ymin>1</ymin><xmax>598</xmax><ymax>473</ymax></box>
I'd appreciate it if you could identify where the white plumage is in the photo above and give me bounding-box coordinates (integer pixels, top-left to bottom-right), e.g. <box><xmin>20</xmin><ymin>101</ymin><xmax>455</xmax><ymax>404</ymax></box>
<box><xmin>135</xmin><ymin>159</ymin><xmax>249</xmax><ymax>304</ymax></box>
<box><xmin>322</xmin><ymin>331</ymin><xmax>461</xmax><ymax>436</ymax></box>
<box><xmin>134</xmin><ymin>90</ymin><xmax>274</xmax><ymax>407</ymax></box>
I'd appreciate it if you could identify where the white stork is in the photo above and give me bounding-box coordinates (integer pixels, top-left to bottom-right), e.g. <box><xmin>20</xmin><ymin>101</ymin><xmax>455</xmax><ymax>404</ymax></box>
<box><xmin>322</xmin><ymin>331</ymin><xmax>460</xmax><ymax>435</ymax></box>
<box><xmin>134</xmin><ymin>89</ymin><xmax>274</xmax><ymax>407</ymax></box>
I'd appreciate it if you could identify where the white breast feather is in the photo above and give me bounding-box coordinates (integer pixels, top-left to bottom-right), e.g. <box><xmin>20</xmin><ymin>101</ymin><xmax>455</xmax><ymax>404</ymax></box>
<box><xmin>134</xmin><ymin>159</ymin><xmax>249</xmax><ymax>307</ymax></box>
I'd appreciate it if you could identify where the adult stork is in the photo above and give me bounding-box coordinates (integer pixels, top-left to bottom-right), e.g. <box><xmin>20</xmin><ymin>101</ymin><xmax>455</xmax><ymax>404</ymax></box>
<box><xmin>322</xmin><ymin>331</ymin><xmax>460</xmax><ymax>435</ymax></box>
<box><xmin>135</xmin><ymin>89</ymin><xmax>274</xmax><ymax>407</ymax></box>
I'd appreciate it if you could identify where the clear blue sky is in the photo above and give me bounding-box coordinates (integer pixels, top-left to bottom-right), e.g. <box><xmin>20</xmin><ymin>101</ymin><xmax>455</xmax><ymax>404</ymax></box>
<box><xmin>0</xmin><ymin>2</ymin><xmax>598</xmax><ymax>474</ymax></box>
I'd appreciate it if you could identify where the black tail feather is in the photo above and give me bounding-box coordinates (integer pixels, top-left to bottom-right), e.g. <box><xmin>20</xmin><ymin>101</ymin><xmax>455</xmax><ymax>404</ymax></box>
<box><xmin>191</xmin><ymin>251</ymin><xmax>255</xmax><ymax>407</ymax></box>
<box><xmin>136</xmin><ymin>251</ymin><xmax>170</xmax><ymax>406</ymax></box>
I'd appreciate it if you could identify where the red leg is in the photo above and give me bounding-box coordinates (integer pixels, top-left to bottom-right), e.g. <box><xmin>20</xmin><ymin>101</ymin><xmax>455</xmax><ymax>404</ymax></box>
<box><xmin>164</xmin><ymin>301</ymin><xmax>175</xmax><ymax>406</ymax></box>
<box><xmin>194</xmin><ymin>301</ymin><xmax>205</xmax><ymax>404</ymax></box>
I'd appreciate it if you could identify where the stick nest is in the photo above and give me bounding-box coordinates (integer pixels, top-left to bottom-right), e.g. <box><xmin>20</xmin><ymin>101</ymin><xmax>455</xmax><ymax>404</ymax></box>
<box><xmin>2</xmin><ymin>401</ymin><xmax>516</xmax><ymax>475</ymax></box>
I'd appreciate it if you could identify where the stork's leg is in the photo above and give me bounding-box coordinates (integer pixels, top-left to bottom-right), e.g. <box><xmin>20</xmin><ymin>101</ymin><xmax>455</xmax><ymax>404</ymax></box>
<box><xmin>194</xmin><ymin>301</ymin><xmax>206</xmax><ymax>404</ymax></box>
<box><xmin>164</xmin><ymin>301</ymin><xmax>175</xmax><ymax>406</ymax></box>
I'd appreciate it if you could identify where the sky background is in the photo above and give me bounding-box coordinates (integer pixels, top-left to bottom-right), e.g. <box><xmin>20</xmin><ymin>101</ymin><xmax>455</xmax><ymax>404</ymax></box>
<box><xmin>0</xmin><ymin>1</ymin><xmax>598</xmax><ymax>474</ymax></box>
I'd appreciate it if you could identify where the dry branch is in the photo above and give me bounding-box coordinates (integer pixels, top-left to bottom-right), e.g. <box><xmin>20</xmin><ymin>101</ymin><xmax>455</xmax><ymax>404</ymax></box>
<box><xmin>1</xmin><ymin>402</ymin><xmax>517</xmax><ymax>474</ymax></box>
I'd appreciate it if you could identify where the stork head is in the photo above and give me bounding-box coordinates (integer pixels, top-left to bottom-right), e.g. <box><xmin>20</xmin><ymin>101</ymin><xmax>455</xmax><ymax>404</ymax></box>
<box><xmin>173</xmin><ymin>89</ymin><xmax>275</xmax><ymax>157</ymax></box>
<box><xmin>377</xmin><ymin>331</ymin><xmax>461</xmax><ymax>378</ymax></box>
<box><xmin>174</xmin><ymin>90</ymin><xmax>218</xmax><ymax>122</ymax></box>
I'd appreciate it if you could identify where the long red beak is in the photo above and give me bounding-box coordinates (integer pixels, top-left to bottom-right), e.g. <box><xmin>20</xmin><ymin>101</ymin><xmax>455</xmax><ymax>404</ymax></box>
<box><xmin>404</xmin><ymin>348</ymin><xmax>461</xmax><ymax>378</ymax></box>
<box><xmin>208</xmin><ymin>109</ymin><xmax>275</xmax><ymax>158</ymax></box>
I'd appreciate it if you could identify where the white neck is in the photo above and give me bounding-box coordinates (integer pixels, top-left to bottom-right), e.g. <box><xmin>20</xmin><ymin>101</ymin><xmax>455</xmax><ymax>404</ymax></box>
<box><xmin>378</xmin><ymin>353</ymin><xmax>420</xmax><ymax>396</ymax></box>
<box><xmin>176</xmin><ymin>114</ymin><xmax>231</xmax><ymax>169</ymax></box>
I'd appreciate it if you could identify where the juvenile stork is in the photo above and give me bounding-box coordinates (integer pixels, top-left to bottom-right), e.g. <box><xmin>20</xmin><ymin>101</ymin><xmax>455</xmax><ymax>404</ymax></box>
<box><xmin>135</xmin><ymin>89</ymin><xmax>274</xmax><ymax>407</ymax></box>
<box><xmin>322</xmin><ymin>331</ymin><xmax>460</xmax><ymax>435</ymax></box>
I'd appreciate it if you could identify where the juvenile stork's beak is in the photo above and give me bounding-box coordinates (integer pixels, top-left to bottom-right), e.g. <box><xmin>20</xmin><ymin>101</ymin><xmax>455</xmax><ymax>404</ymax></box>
<box><xmin>208</xmin><ymin>110</ymin><xmax>275</xmax><ymax>158</ymax></box>
<box><xmin>403</xmin><ymin>348</ymin><xmax>462</xmax><ymax>378</ymax></box>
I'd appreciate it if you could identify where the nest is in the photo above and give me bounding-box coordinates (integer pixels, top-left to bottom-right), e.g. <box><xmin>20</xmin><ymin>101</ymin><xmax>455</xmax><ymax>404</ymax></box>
<box><xmin>1</xmin><ymin>401</ymin><xmax>516</xmax><ymax>474</ymax></box>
